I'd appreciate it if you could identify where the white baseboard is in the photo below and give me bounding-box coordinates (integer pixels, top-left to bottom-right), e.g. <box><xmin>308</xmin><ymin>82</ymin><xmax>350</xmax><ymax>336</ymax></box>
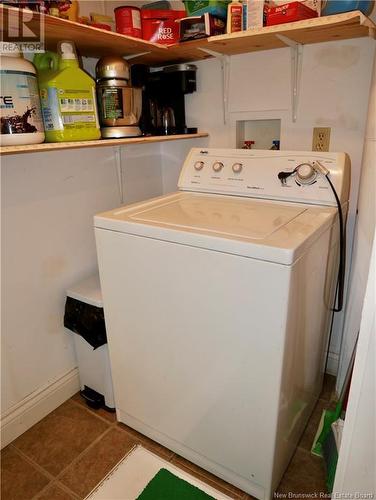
<box><xmin>1</xmin><ymin>367</ymin><xmax>80</xmax><ymax>449</ymax></box>
<box><xmin>0</xmin><ymin>352</ymin><xmax>339</xmax><ymax>450</ymax></box>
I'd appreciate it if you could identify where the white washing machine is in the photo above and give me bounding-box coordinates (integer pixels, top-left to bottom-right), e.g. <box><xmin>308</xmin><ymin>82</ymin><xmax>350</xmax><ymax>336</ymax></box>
<box><xmin>94</xmin><ymin>148</ymin><xmax>350</xmax><ymax>499</ymax></box>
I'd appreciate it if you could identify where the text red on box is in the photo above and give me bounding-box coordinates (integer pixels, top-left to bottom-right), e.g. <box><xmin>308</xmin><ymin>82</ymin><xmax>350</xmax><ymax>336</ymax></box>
<box><xmin>141</xmin><ymin>10</ymin><xmax>186</xmax><ymax>44</ymax></box>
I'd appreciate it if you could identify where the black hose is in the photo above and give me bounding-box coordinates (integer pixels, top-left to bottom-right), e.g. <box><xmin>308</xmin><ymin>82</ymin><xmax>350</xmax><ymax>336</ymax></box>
<box><xmin>324</xmin><ymin>280</ymin><xmax>338</xmax><ymax>374</ymax></box>
<box><xmin>325</xmin><ymin>174</ymin><xmax>346</xmax><ymax>312</ymax></box>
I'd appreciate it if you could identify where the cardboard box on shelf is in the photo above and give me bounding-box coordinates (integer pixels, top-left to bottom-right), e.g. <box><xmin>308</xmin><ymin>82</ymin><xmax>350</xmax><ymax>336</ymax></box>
<box><xmin>90</xmin><ymin>12</ymin><xmax>115</xmax><ymax>31</ymax></box>
<box><xmin>178</xmin><ymin>13</ymin><xmax>226</xmax><ymax>41</ymax></box>
<box><xmin>267</xmin><ymin>1</ymin><xmax>318</xmax><ymax>26</ymax></box>
<box><xmin>183</xmin><ymin>0</ymin><xmax>231</xmax><ymax>19</ymax></box>
<box><xmin>273</xmin><ymin>0</ymin><xmax>321</xmax><ymax>15</ymax></box>
<box><xmin>244</xmin><ymin>0</ymin><xmax>275</xmax><ymax>29</ymax></box>
<box><xmin>244</xmin><ymin>0</ymin><xmax>320</xmax><ymax>29</ymax></box>
<box><xmin>141</xmin><ymin>10</ymin><xmax>186</xmax><ymax>44</ymax></box>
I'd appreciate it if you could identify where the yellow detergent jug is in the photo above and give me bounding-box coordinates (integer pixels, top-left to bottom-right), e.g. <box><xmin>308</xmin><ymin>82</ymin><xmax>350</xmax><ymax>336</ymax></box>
<box><xmin>34</xmin><ymin>41</ymin><xmax>100</xmax><ymax>142</ymax></box>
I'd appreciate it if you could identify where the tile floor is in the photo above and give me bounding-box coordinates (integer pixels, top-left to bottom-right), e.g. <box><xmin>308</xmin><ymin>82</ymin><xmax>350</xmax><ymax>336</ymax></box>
<box><xmin>1</xmin><ymin>375</ymin><xmax>336</xmax><ymax>500</ymax></box>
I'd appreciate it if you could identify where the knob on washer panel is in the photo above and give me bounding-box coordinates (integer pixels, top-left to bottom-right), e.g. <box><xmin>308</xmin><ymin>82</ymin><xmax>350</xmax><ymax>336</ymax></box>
<box><xmin>194</xmin><ymin>161</ymin><xmax>204</xmax><ymax>171</ymax></box>
<box><xmin>232</xmin><ymin>163</ymin><xmax>243</xmax><ymax>174</ymax></box>
<box><xmin>213</xmin><ymin>162</ymin><xmax>224</xmax><ymax>172</ymax></box>
<box><xmin>296</xmin><ymin>163</ymin><xmax>317</xmax><ymax>184</ymax></box>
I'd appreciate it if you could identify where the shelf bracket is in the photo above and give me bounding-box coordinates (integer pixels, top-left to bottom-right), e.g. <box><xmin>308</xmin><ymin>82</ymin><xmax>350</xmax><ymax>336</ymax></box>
<box><xmin>114</xmin><ymin>146</ymin><xmax>124</xmax><ymax>205</ymax></box>
<box><xmin>124</xmin><ymin>52</ymin><xmax>151</xmax><ymax>61</ymax></box>
<box><xmin>198</xmin><ymin>48</ymin><xmax>231</xmax><ymax>125</ymax></box>
<box><xmin>275</xmin><ymin>34</ymin><xmax>303</xmax><ymax>123</ymax></box>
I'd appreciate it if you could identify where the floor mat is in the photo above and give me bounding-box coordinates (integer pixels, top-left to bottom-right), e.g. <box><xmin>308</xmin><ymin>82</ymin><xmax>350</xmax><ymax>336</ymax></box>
<box><xmin>85</xmin><ymin>446</ymin><xmax>234</xmax><ymax>500</ymax></box>
<box><xmin>137</xmin><ymin>468</ymin><xmax>215</xmax><ymax>500</ymax></box>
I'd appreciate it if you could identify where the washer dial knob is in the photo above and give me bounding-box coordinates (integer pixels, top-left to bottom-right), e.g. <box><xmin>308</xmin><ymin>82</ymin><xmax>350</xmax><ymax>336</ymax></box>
<box><xmin>296</xmin><ymin>163</ymin><xmax>317</xmax><ymax>184</ymax></box>
<box><xmin>232</xmin><ymin>163</ymin><xmax>243</xmax><ymax>174</ymax></box>
<box><xmin>194</xmin><ymin>161</ymin><xmax>204</xmax><ymax>171</ymax></box>
<box><xmin>212</xmin><ymin>161</ymin><xmax>224</xmax><ymax>172</ymax></box>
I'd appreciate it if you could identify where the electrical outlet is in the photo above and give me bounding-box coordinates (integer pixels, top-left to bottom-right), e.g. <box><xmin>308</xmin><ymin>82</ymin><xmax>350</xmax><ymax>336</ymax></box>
<box><xmin>312</xmin><ymin>127</ymin><xmax>331</xmax><ymax>152</ymax></box>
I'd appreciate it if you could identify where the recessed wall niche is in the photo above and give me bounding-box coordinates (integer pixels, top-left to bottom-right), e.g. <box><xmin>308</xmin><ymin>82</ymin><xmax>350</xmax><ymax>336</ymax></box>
<box><xmin>236</xmin><ymin>119</ymin><xmax>281</xmax><ymax>150</ymax></box>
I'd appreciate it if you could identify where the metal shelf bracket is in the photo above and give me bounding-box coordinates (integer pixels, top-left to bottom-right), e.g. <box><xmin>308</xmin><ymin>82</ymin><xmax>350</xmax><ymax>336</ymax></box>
<box><xmin>114</xmin><ymin>146</ymin><xmax>124</xmax><ymax>204</ymax></box>
<box><xmin>198</xmin><ymin>48</ymin><xmax>231</xmax><ymax>125</ymax></box>
<box><xmin>275</xmin><ymin>34</ymin><xmax>303</xmax><ymax>122</ymax></box>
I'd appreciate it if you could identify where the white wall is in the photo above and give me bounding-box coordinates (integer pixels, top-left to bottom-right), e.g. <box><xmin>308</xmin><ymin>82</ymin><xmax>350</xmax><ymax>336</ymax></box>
<box><xmin>336</xmin><ymin>52</ymin><xmax>376</xmax><ymax>392</ymax></box>
<box><xmin>1</xmin><ymin>142</ymin><xmax>162</xmax><ymax>428</ymax></box>
<box><xmin>332</xmin><ymin>228</ymin><xmax>375</xmax><ymax>495</ymax></box>
<box><xmin>162</xmin><ymin>38</ymin><xmax>376</xmax><ymax>375</ymax></box>
<box><xmin>237</xmin><ymin>119</ymin><xmax>281</xmax><ymax>149</ymax></box>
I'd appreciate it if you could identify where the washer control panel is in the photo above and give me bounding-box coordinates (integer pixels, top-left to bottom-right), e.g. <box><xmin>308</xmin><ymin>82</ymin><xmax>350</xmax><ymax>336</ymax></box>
<box><xmin>178</xmin><ymin>148</ymin><xmax>350</xmax><ymax>206</ymax></box>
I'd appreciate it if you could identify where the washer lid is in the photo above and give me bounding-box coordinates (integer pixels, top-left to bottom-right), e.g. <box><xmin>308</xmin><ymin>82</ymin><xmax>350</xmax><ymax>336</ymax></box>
<box><xmin>94</xmin><ymin>192</ymin><xmax>337</xmax><ymax>265</ymax></box>
<box><xmin>128</xmin><ymin>194</ymin><xmax>305</xmax><ymax>240</ymax></box>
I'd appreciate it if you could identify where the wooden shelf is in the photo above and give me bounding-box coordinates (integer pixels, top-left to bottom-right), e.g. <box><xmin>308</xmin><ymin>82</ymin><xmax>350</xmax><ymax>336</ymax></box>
<box><xmin>0</xmin><ymin>133</ymin><xmax>209</xmax><ymax>156</ymax></box>
<box><xmin>1</xmin><ymin>6</ymin><xmax>374</xmax><ymax>65</ymax></box>
<box><xmin>207</xmin><ymin>10</ymin><xmax>376</xmax><ymax>55</ymax></box>
<box><xmin>0</xmin><ymin>5</ymin><xmax>210</xmax><ymax>65</ymax></box>
<box><xmin>166</xmin><ymin>11</ymin><xmax>376</xmax><ymax>60</ymax></box>
<box><xmin>0</xmin><ymin>5</ymin><xmax>168</xmax><ymax>65</ymax></box>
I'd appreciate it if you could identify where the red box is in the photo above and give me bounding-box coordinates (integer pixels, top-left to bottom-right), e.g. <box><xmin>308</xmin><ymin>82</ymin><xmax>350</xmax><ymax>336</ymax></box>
<box><xmin>266</xmin><ymin>2</ymin><xmax>318</xmax><ymax>26</ymax></box>
<box><xmin>141</xmin><ymin>9</ymin><xmax>186</xmax><ymax>44</ymax></box>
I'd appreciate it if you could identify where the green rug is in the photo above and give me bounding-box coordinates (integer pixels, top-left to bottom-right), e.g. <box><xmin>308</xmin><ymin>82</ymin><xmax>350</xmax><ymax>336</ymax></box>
<box><xmin>136</xmin><ymin>468</ymin><xmax>216</xmax><ymax>500</ymax></box>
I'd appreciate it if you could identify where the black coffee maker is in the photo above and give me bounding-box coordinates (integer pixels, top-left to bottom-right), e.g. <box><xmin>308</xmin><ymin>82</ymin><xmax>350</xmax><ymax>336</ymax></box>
<box><xmin>131</xmin><ymin>64</ymin><xmax>198</xmax><ymax>136</ymax></box>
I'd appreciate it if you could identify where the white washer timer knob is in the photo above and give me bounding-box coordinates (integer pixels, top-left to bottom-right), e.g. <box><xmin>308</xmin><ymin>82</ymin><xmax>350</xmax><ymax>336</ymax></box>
<box><xmin>232</xmin><ymin>163</ymin><xmax>243</xmax><ymax>174</ymax></box>
<box><xmin>194</xmin><ymin>161</ymin><xmax>204</xmax><ymax>171</ymax></box>
<box><xmin>296</xmin><ymin>163</ymin><xmax>317</xmax><ymax>184</ymax></box>
<box><xmin>212</xmin><ymin>161</ymin><xmax>224</xmax><ymax>172</ymax></box>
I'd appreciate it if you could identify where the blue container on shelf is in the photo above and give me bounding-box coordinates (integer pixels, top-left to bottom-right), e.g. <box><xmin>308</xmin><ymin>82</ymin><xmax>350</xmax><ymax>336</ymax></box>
<box><xmin>183</xmin><ymin>0</ymin><xmax>231</xmax><ymax>20</ymax></box>
<box><xmin>321</xmin><ymin>0</ymin><xmax>374</xmax><ymax>16</ymax></box>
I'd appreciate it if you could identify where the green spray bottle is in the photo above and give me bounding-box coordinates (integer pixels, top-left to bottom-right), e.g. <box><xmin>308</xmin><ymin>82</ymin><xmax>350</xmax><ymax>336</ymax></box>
<box><xmin>34</xmin><ymin>41</ymin><xmax>100</xmax><ymax>142</ymax></box>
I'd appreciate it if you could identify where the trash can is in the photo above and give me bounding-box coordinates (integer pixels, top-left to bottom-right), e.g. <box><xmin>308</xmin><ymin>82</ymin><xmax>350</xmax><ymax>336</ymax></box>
<box><xmin>64</xmin><ymin>274</ymin><xmax>115</xmax><ymax>412</ymax></box>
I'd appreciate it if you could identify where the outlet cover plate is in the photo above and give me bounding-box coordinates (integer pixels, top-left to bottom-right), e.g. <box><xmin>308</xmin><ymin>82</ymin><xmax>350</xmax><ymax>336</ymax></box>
<box><xmin>312</xmin><ymin>127</ymin><xmax>331</xmax><ymax>152</ymax></box>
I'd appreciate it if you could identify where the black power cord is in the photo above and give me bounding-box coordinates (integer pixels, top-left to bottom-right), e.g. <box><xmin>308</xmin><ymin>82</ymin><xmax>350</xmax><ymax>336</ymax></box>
<box><xmin>324</xmin><ymin>173</ymin><xmax>346</xmax><ymax>312</ymax></box>
<box><xmin>277</xmin><ymin>164</ymin><xmax>346</xmax><ymax>312</ymax></box>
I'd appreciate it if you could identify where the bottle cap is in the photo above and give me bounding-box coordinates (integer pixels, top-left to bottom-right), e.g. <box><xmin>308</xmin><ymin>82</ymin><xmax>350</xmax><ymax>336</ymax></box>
<box><xmin>59</xmin><ymin>41</ymin><xmax>77</xmax><ymax>60</ymax></box>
